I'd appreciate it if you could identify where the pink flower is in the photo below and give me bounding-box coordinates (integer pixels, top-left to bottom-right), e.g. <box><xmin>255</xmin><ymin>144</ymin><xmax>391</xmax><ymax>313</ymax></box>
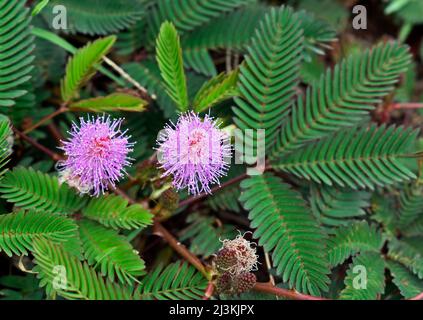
<box><xmin>58</xmin><ymin>115</ymin><xmax>133</xmax><ymax>196</ymax></box>
<box><xmin>156</xmin><ymin>112</ymin><xmax>231</xmax><ymax>195</ymax></box>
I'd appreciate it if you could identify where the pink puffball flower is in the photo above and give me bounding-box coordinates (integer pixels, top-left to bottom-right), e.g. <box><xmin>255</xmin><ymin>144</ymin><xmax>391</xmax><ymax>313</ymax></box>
<box><xmin>156</xmin><ymin>112</ymin><xmax>231</xmax><ymax>195</ymax></box>
<box><xmin>58</xmin><ymin>115</ymin><xmax>133</xmax><ymax>196</ymax></box>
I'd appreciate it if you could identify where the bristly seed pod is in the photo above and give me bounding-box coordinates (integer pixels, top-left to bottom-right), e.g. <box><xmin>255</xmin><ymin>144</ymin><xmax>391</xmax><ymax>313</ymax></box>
<box><xmin>233</xmin><ymin>272</ymin><xmax>257</xmax><ymax>294</ymax></box>
<box><xmin>215</xmin><ymin>272</ymin><xmax>233</xmax><ymax>294</ymax></box>
<box><xmin>215</xmin><ymin>234</ymin><xmax>258</xmax><ymax>275</ymax></box>
<box><xmin>214</xmin><ymin>247</ymin><xmax>239</xmax><ymax>273</ymax></box>
<box><xmin>215</xmin><ymin>272</ymin><xmax>257</xmax><ymax>295</ymax></box>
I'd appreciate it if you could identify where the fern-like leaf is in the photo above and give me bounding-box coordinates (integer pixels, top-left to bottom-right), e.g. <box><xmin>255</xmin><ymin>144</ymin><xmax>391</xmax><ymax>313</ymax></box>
<box><xmin>397</xmin><ymin>183</ymin><xmax>423</xmax><ymax>229</ymax></box>
<box><xmin>33</xmin><ymin>238</ymin><xmax>134</xmax><ymax>300</ymax></box>
<box><xmin>0</xmin><ymin>210</ymin><xmax>78</xmax><ymax>257</ymax></box>
<box><xmin>156</xmin><ymin>22</ymin><xmax>188</xmax><ymax>111</ymax></box>
<box><xmin>272</xmin><ymin>42</ymin><xmax>411</xmax><ymax>156</ymax></box>
<box><xmin>61</xmin><ymin>36</ymin><xmax>116</xmax><ymax>102</ymax></box>
<box><xmin>233</xmin><ymin>6</ymin><xmax>304</xmax><ymax>150</ymax></box>
<box><xmin>340</xmin><ymin>252</ymin><xmax>385</xmax><ymax>300</ymax></box>
<box><xmin>151</xmin><ymin>0</ymin><xmax>255</xmax><ymax>35</ymax></box>
<box><xmin>310</xmin><ymin>184</ymin><xmax>371</xmax><ymax>230</ymax></box>
<box><xmin>0</xmin><ymin>0</ymin><xmax>35</xmax><ymax>107</ymax></box>
<box><xmin>275</xmin><ymin>125</ymin><xmax>419</xmax><ymax>190</ymax></box>
<box><xmin>239</xmin><ymin>172</ymin><xmax>330</xmax><ymax>295</ymax></box>
<box><xmin>70</xmin><ymin>93</ymin><xmax>148</xmax><ymax>112</ymax></box>
<box><xmin>0</xmin><ymin>167</ymin><xmax>85</xmax><ymax>214</ymax></box>
<box><xmin>193</xmin><ymin>70</ymin><xmax>239</xmax><ymax>113</ymax></box>
<box><xmin>327</xmin><ymin>221</ymin><xmax>384</xmax><ymax>267</ymax></box>
<box><xmin>387</xmin><ymin>260</ymin><xmax>423</xmax><ymax>298</ymax></box>
<box><xmin>0</xmin><ymin>119</ymin><xmax>12</xmax><ymax>177</ymax></box>
<box><xmin>123</xmin><ymin>60</ymin><xmax>177</xmax><ymax>118</ymax></box>
<box><xmin>139</xmin><ymin>262</ymin><xmax>208</xmax><ymax>300</ymax></box>
<box><xmin>44</xmin><ymin>0</ymin><xmax>144</xmax><ymax>36</ymax></box>
<box><xmin>179</xmin><ymin>213</ymin><xmax>237</xmax><ymax>257</ymax></box>
<box><xmin>82</xmin><ymin>194</ymin><xmax>153</xmax><ymax>230</ymax></box>
<box><xmin>388</xmin><ymin>238</ymin><xmax>423</xmax><ymax>279</ymax></box>
<box><xmin>79</xmin><ymin>220</ymin><xmax>146</xmax><ymax>285</ymax></box>
<box><xmin>207</xmin><ymin>184</ymin><xmax>241</xmax><ymax>213</ymax></box>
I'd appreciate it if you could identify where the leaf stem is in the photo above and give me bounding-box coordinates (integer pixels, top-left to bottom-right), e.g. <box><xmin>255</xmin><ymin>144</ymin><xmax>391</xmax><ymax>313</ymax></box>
<box><xmin>153</xmin><ymin>221</ymin><xmax>210</xmax><ymax>280</ymax></box>
<box><xmin>392</xmin><ymin>103</ymin><xmax>423</xmax><ymax>110</ymax></box>
<box><xmin>23</xmin><ymin>105</ymin><xmax>68</xmax><ymax>134</ymax></box>
<box><xmin>179</xmin><ymin>172</ymin><xmax>249</xmax><ymax>208</ymax></box>
<box><xmin>13</xmin><ymin>127</ymin><xmax>64</xmax><ymax>162</ymax></box>
<box><xmin>409</xmin><ymin>292</ymin><xmax>423</xmax><ymax>300</ymax></box>
<box><xmin>253</xmin><ymin>283</ymin><xmax>327</xmax><ymax>300</ymax></box>
<box><xmin>202</xmin><ymin>282</ymin><xmax>215</xmax><ymax>300</ymax></box>
<box><xmin>103</xmin><ymin>57</ymin><xmax>150</xmax><ymax>98</ymax></box>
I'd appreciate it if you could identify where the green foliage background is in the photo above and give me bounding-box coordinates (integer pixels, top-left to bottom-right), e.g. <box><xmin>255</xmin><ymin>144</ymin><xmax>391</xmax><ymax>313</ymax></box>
<box><xmin>0</xmin><ymin>0</ymin><xmax>422</xmax><ymax>301</ymax></box>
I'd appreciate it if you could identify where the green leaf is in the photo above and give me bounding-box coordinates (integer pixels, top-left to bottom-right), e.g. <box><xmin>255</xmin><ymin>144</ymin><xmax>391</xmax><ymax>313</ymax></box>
<box><xmin>0</xmin><ymin>0</ymin><xmax>35</xmax><ymax>107</ymax></box>
<box><xmin>156</xmin><ymin>22</ymin><xmax>188</xmax><ymax>111</ymax></box>
<box><xmin>70</xmin><ymin>93</ymin><xmax>147</xmax><ymax>112</ymax></box>
<box><xmin>207</xmin><ymin>184</ymin><xmax>241</xmax><ymax>213</ymax></box>
<box><xmin>310</xmin><ymin>184</ymin><xmax>371</xmax><ymax>230</ymax></box>
<box><xmin>239</xmin><ymin>172</ymin><xmax>330</xmax><ymax>296</ymax></box>
<box><xmin>275</xmin><ymin>125</ymin><xmax>419</xmax><ymax>190</ymax></box>
<box><xmin>273</xmin><ymin>42</ymin><xmax>411</xmax><ymax>156</ymax></box>
<box><xmin>397</xmin><ymin>183</ymin><xmax>423</xmax><ymax>229</ymax></box>
<box><xmin>233</xmin><ymin>6</ymin><xmax>304</xmax><ymax>151</ymax></box>
<box><xmin>0</xmin><ymin>167</ymin><xmax>86</xmax><ymax>214</ymax></box>
<box><xmin>0</xmin><ymin>119</ymin><xmax>12</xmax><ymax>177</ymax></box>
<box><xmin>32</xmin><ymin>0</ymin><xmax>50</xmax><ymax>16</ymax></box>
<box><xmin>32</xmin><ymin>28</ymin><xmax>125</xmax><ymax>86</ymax></box>
<box><xmin>193</xmin><ymin>70</ymin><xmax>239</xmax><ymax>113</ymax></box>
<box><xmin>82</xmin><ymin>194</ymin><xmax>153</xmax><ymax>230</ymax></box>
<box><xmin>61</xmin><ymin>36</ymin><xmax>116</xmax><ymax>102</ymax></box>
<box><xmin>123</xmin><ymin>60</ymin><xmax>177</xmax><ymax>118</ymax></box>
<box><xmin>340</xmin><ymin>252</ymin><xmax>385</xmax><ymax>300</ymax></box>
<box><xmin>388</xmin><ymin>238</ymin><xmax>423</xmax><ymax>279</ymax></box>
<box><xmin>33</xmin><ymin>238</ymin><xmax>134</xmax><ymax>300</ymax></box>
<box><xmin>139</xmin><ymin>262</ymin><xmax>208</xmax><ymax>300</ymax></box>
<box><xmin>43</xmin><ymin>0</ymin><xmax>145</xmax><ymax>36</ymax></box>
<box><xmin>0</xmin><ymin>210</ymin><xmax>78</xmax><ymax>257</ymax></box>
<box><xmin>327</xmin><ymin>221</ymin><xmax>384</xmax><ymax>267</ymax></box>
<box><xmin>151</xmin><ymin>0</ymin><xmax>255</xmax><ymax>35</ymax></box>
<box><xmin>79</xmin><ymin>220</ymin><xmax>146</xmax><ymax>285</ymax></box>
<box><xmin>387</xmin><ymin>260</ymin><xmax>423</xmax><ymax>299</ymax></box>
<box><xmin>179</xmin><ymin>213</ymin><xmax>237</xmax><ymax>258</ymax></box>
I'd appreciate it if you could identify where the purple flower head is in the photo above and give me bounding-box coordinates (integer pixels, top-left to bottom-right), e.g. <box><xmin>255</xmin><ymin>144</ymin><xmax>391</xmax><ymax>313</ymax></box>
<box><xmin>156</xmin><ymin>111</ymin><xmax>231</xmax><ymax>195</ymax></box>
<box><xmin>58</xmin><ymin>115</ymin><xmax>133</xmax><ymax>196</ymax></box>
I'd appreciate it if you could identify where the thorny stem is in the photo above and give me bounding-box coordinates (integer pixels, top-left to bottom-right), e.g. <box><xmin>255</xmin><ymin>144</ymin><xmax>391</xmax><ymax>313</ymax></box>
<box><xmin>179</xmin><ymin>172</ymin><xmax>249</xmax><ymax>208</ymax></box>
<box><xmin>153</xmin><ymin>221</ymin><xmax>210</xmax><ymax>280</ymax></box>
<box><xmin>23</xmin><ymin>105</ymin><xmax>68</xmax><ymax>134</ymax></box>
<box><xmin>13</xmin><ymin>127</ymin><xmax>64</xmax><ymax>162</ymax></box>
<box><xmin>392</xmin><ymin>102</ymin><xmax>423</xmax><ymax>110</ymax></box>
<box><xmin>253</xmin><ymin>283</ymin><xmax>327</xmax><ymax>300</ymax></box>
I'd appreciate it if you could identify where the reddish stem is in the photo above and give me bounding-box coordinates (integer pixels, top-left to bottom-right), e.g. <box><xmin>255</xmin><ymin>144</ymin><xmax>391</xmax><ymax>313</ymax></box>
<box><xmin>253</xmin><ymin>283</ymin><xmax>327</xmax><ymax>300</ymax></box>
<box><xmin>409</xmin><ymin>292</ymin><xmax>423</xmax><ymax>300</ymax></box>
<box><xmin>392</xmin><ymin>103</ymin><xmax>423</xmax><ymax>110</ymax></box>
<box><xmin>202</xmin><ymin>282</ymin><xmax>215</xmax><ymax>300</ymax></box>
<box><xmin>23</xmin><ymin>105</ymin><xmax>68</xmax><ymax>134</ymax></box>
<box><xmin>179</xmin><ymin>172</ymin><xmax>249</xmax><ymax>208</ymax></box>
<box><xmin>13</xmin><ymin>127</ymin><xmax>64</xmax><ymax>162</ymax></box>
<box><xmin>153</xmin><ymin>221</ymin><xmax>210</xmax><ymax>279</ymax></box>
